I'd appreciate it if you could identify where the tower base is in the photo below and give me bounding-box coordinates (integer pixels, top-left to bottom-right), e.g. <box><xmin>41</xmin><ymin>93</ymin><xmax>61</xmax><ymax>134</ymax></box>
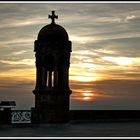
<box><xmin>31</xmin><ymin>88</ymin><xmax>72</xmax><ymax>123</ymax></box>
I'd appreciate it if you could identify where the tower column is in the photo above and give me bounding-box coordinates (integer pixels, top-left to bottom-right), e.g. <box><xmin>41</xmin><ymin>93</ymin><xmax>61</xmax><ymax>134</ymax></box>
<box><xmin>64</xmin><ymin>68</ymin><xmax>69</xmax><ymax>88</ymax></box>
<box><xmin>36</xmin><ymin>67</ymin><xmax>43</xmax><ymax>88</ymax></box>
<box><xmin>42</xmin><ymin>67</ymin><xmax>47</xmax><ymax>87</ymax></box>
<box><xmin>54</xmin><ymin>68</ymin><xmax>58</xmax><ymax>87</ymax></box>
<box><xmin>58</xmin><ymin>69</ymin><xmax>63</xmax><ymax>88</ymax></box>
<box><xmin>48</xmin><ymin>71</ymin><xmax>52</xmax><ymax>87</ymax></box>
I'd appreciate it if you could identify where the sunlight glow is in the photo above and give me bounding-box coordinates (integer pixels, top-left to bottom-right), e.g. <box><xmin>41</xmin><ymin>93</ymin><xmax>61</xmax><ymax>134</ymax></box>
<box><xmin>82</xmin><ymin>91</ymin><xmax>94</xmax><ymax>96</ymax></box>
<box><xmin>94</xmin><ymin>49</ymin><xmax>116</xmax><ymax>54</ymax></box>
<box><xmin>102</xmin><ymin>56</ymin><xmax>137</xmax><ymax>65</ymax></box>
<box><xmin>72</xmin><ymin>50</ymin><xmax>97</xmax><ymax>55</ymax></box>
<box><xmin>82</xmin><ymin>90</ymin><xmax>95</xmax><ymax>101</ymax></box>
<box><xmin>0</xmin><ymin>69</ymin><xmax>35</xmax><ymax>81</ymax></box>
<box><xmin>0</xmin><ymin>59</ymin><xmax>34</xmax><ymax>65</ymax></box>
<box><xmin>71</xmin><ymin>63</ymin><xmax>98</xmax><ymax>69</ymax></box>
<box><xmin>70</xmin><ymin>35</ymin><xmax>96</xmax><ymax>44</ymax></box>
<box><xmin>83</xmin><ymin>96</ymin><xmax>92</xmax><ymax>101</ymax></box>
<box><xmin>70</xmin><ymin>76</ymin><xmax>95</xmax><ymax>82</ymax></box>
<box><xmin>70</xmin><ymin>64</ymin><xmax>102</xmax><ymax>82</ymax></box>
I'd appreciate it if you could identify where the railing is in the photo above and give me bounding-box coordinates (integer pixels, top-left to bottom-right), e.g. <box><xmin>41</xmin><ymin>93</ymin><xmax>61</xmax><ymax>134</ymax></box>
<box><xmin>11</xmin><ymin>110</ymin><xmax>31</xmax><ymax>124</ymax></box>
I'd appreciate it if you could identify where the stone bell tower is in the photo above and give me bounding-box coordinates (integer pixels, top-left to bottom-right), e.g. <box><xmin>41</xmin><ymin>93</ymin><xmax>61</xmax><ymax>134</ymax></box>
<box><xmin>32</xmin><ymin>11</ymin><xmax>72</xmax><ymax>123</ymax></box>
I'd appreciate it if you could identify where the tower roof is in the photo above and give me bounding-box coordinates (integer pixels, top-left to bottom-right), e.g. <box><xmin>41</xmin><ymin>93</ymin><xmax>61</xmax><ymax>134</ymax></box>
<box><xmin>38</xmin><ymin>24</ymin><xmax>69</xmax><ymax>41</ymax></box>
<box><xmin>37</xmin><ymin>11</ymin><xmax>69</xmax><ymax>41</ymax></box>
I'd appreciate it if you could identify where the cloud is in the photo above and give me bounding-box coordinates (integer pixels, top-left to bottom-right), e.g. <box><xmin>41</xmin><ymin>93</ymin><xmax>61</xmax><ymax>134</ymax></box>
<box><xmin>124</xmin><ymin>15</ymin><xmax>136</xmax><ymax>22</ymax></box>
<box><xmin>95</xmin><ymin>15</ymin><xmax>136</xmax><ymax>24</ymax></box>
<box><xmin>0</xmin><ymin>37</ymin><xmax>34</xmax><ymax>45</ymax></box>
<box><xmin>0</xmin><ymin>59</ymin><xmax>34</xmax><ymax>65</ymax></box>
<box><xmin>102</xmin><ymin>56</ymin><xmax>140</xmax><ymax>66</ymax></box>
<box><xmin>12</xmin><ymin>50</ymin><xmax>27</xmax><ymax>55</ymax></box>
<box><xmin>70</xmin><ymin>35</ymin><xmax>96</xmax><ymax>44</ymax></box>
<box><xmin>0</xmin><ymin>16</ymin><xmax>47</xmax><ymax>29</ymax></box>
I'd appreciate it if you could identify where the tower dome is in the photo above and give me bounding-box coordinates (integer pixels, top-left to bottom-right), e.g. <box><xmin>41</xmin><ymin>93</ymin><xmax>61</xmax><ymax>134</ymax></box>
<box><xmin>37</xmin><ymin>11</ymin><xmax>68</xmax><ymax>42</ymax></box>
<box><xmin>38</xmin><ymin>24</ymin><xmax>69</xmax><ymax>41</ymax></box>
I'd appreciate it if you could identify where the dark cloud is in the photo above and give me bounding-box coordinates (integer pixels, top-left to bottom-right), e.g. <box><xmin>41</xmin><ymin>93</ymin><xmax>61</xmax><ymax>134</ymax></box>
<box><xmin>83</xmin><ymin>36</ymin><xmax>140</xmax><ymax>58</ymax></box>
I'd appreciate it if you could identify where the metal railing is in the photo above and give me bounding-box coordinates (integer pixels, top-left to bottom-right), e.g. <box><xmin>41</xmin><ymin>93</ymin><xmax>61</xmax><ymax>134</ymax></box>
<box><xmin>11</xmin><ymin>110</ymin><xmax>31</xmax><ymax>124</ymax></box>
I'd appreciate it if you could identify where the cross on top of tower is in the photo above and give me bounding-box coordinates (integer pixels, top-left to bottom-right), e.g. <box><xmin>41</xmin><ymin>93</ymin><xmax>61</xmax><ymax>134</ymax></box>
<box><xmin>48</xmin><ymin>11</ymin><xmax>58</xmax><ymax>24</ymax></box>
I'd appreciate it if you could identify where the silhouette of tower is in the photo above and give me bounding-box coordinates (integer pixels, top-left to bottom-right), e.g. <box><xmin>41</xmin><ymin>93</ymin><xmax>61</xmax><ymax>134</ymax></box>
<box><xmin>32</xmin><ymin>11</ymin><xmax>72</xmax><ymax>123</ymax></box>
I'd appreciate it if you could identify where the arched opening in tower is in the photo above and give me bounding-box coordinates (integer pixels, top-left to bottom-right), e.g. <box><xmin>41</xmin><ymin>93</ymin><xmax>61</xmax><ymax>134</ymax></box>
<box><xmin>42</xmin><ymin>54</ymin><xmax>57</xmax><ymax>88</ymax></box>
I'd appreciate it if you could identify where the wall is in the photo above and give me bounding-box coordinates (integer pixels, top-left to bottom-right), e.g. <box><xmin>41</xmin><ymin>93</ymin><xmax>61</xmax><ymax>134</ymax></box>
<box><xmin>69</xmin><ymin>110</ymin><xmax>140</xmax><ymax>122</ymax></box>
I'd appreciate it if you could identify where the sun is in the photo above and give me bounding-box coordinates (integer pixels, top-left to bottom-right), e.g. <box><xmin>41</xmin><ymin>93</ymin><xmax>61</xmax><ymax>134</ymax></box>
<box><xmin>82</xmin><ymin>91</ymin><xmax>95</xmax><ymax>101</ymax></box>
<box><xmin>71</xmin><ymin>90</ymin><xmax>96</xmax><ymax>102</ymax></box>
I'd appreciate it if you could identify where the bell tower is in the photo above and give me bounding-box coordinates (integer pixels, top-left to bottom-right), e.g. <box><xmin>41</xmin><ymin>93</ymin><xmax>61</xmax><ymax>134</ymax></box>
<box><xmin>32</xmin><ymin>11</ymin><xmax>72</xmax><ymax>123</ymax></box>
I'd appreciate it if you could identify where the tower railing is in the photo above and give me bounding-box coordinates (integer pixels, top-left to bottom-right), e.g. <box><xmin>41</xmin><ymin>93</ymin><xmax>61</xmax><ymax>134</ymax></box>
<box><xmin>11</xmin><ymin>110</ymin><xmax>31</xmax><ymax>124</ymax></box>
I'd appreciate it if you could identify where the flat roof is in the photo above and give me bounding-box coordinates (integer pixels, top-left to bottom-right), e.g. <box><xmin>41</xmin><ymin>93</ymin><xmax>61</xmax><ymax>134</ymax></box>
<box><xmin>0</xmin><ymin>101</ymin><xmax>16</xmax><ymax>108</ymax></box>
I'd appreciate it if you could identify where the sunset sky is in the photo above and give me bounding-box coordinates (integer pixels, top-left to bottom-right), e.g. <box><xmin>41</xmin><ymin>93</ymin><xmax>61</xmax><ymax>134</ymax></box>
<box><xmin>0</xmin><ymin>2</ymin><xmax>140</xmax><ymax>110</ymax></box>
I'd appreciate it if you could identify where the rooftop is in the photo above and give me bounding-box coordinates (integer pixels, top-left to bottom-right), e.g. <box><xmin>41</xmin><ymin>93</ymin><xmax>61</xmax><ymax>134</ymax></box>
<box><xmin>0</xmin><ymin>121</ymin><xmax>140</xmax><ymax>137</ymax></box>
<box><xmin>0</xmin><ymin>101</ymin><xmax>16</xmax><ymax>109</ymax></box>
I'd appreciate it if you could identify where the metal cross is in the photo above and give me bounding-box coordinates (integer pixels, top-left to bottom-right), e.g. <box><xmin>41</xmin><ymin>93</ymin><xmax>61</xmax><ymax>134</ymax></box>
<box><xmin>48</xmin><ymin>11</ymin><xmax>58</xmax><ymax>24</ymax></box>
